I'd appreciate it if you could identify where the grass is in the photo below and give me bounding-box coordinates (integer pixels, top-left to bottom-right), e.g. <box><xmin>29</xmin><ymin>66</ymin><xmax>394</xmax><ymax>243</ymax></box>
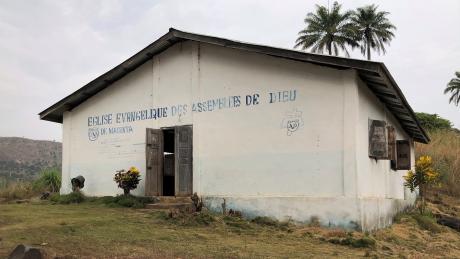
<box><xmin>48</xmin><ymin>193</ymin><xmax>154</xmax><ymax>208</ymax></box>
<box><xmin>416</xmin><ymin>129</ymin><xmax>460</xmax><ymax>196</ymax></box>
<box><xmin>0</xmin><ymin>168</ymin><xmax>62</xmax><ymax>201</ymax></box>
<box><xmin>2</xmin><ymin>198</ymin><xmax>460</xmax><ymax>258</ymax></box>
<box><xmin>0</xmin><ymin>181</ymin><xmax>38</xmax><ymax>201</ymax></box>
<box><xmin>327</xmin><ymin>232</ymin><xmax>376</xmax><ymax>248</ymax></box>
<box><xmin>0</xmin><ymin>202</ymin><xmax>368</xmax><ymax>258</ymax></box>
<box><xmin>411</xmin><ymin>213</ymin><xmax>442</xmax><ymax>233</ymax></box>
<box><xmin>50</xmin><ymin>192</ymin><xmax>86</xmax><ymax>204</ymax></box>
<box><xmin>92</xmin><ymin>195</ymin><xmax>153</xmax><ymax>208</ymax></box>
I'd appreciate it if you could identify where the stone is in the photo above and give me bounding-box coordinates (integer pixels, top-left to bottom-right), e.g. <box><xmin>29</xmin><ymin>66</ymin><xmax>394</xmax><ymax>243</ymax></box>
<box><xmin>7</xmin><ymin>244</ymin><xmax>45</xmax><ymax>259</ymax></box>
<box><xmin>437</xmin><ymin>215</ymin><xmax>460</xmax><ymax>231</ymax></box>
<box><xmin>40</xmin><ymin>192</ymin><xmax>50</xmax><ymax>200</ymax></box>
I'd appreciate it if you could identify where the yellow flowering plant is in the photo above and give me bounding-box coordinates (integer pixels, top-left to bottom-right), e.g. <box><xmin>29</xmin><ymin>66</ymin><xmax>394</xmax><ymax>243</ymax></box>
<box><xmin>404</xmin><ymin>155</ymin><xmax>440</xmax><ymax>213</ymax></box>
<box><xmin>114</xmin><ymin>166</ymin><xmax>141</xmax><ymax>195</ymax></box>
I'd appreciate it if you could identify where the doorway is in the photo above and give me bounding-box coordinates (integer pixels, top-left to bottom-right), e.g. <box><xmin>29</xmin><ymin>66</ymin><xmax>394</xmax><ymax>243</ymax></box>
<box><xmin>162</xmin><ymin>128</ymin><xmax>175</xmax><ymax>196</ymax></box>
<box><xmin>145</xmin><ymin>125</ymin><xmax>193</xmax><ymax>197</ymax></box>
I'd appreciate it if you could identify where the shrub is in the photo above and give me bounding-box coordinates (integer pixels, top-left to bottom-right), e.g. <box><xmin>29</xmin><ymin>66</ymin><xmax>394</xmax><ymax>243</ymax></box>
<box><xmin>251</xmin><ymin>216</ymin><xmax>279</xmax><ymax>227</ymax></box>
<box><xmin>223</xmin><ymin>215</ymin><xmax>253</xmax><ymax>230</ymax></box>
<box><xmin>50</xmin><ymin>192</ymin><xmax>85</xmax><ymax>204</ymax></box>
<box><xmin>33</xmin><ymin>168</ymin><xmax>61</xmax><ymax>193</ymax></box>
<box><xmin>251</xmin><ymin>216</ymin><xmax>293</xmax><ymax>231</ymax></box>
<box><xmin>328</xmin><ymin>232</ymin><xmax>376</xmax><ymax>248</ymax></box>
<box><xmin>160</xmin><ymin>210</ymin><xmax>216</xmax><ymax>226</ymax></box>
<box><xmin>95</xmin><ymin>195</ymin><xmax>153</xmax><ymax>208</ymax></box>
<box><xmin>412</xmin><ymin>213</ymin><xmax>442</xmax><ymax>233</ymax></box>
<box><xmin>114</xmin><ymin>167</ymin><xmax>141</xmax><ymax>195</ymax></box>
<box><xmin>404</xmin><ymin>156</ymin><xmax>440</xmax><ymax>213</ymax></box>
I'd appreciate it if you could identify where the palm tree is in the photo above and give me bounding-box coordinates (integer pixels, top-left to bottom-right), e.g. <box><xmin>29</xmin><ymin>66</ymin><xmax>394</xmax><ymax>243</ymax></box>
<box><xmin>295</xmin><ymin>2</ymin><xmax>358</xmax><ymax>57</ymax></box>
<box><xmin>445</xmin><ymin>71</ymin><xmax>460</xmax><ymax>106</ymax></box>
<box><xmin>351</xmin><ymin>5</ymin><xmax>396</xmax><ymax>60</ymax></box>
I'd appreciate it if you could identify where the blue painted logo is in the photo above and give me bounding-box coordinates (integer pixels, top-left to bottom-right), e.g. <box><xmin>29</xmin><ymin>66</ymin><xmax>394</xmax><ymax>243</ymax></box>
<box><xmin>88</xmin><ymin>128</ymin><xmax>100</xmax><ymax>141</ymax></box>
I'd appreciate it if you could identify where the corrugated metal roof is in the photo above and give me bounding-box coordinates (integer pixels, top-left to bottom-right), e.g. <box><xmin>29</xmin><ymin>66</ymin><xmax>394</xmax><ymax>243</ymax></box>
<box><xmin>39</xmin><ymin>28</ymin><xmax>430</xmax><ymax>143</ymax></box>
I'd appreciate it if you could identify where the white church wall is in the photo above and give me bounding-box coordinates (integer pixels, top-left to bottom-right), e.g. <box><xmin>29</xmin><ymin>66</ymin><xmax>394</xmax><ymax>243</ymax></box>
<box><xmin>59</xmin><ymin>39</ymin><xmax>416</xmax><ymax>230</ymax></box>
<box><xmin>61</xmin><ymin>42</ymin><xmax>197</xmax><ymax>196</ymax></box>
<box><xmin>62</xmin><ymin>58</ymin><xmax>154</xmax><ymax>196</ymax></box>
<box><xmin>194</xmin><ymin>43</ymin><xmax>348</xmax><ymax>198</ymax></box>
<box><xmin>354</xmin><ymin>76</ymin><xmax>416</xmax><ymax>230</ymax></box>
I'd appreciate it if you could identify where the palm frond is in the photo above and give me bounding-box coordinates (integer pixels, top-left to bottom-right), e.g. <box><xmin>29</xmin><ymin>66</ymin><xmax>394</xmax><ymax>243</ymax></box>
<box><xmin>351</xmin><ymin>4</ymin><xmax>396</xmax><ymax>60</ymax></box>
<box><xmin>444</xmin><ymin>72</ymin><xmax>460</xmax><ymax>106</ymax></box>
<box><xmin>294</xmin><ymin>1</ymin><xmax>357</xmax><ymax>56</ymax></box>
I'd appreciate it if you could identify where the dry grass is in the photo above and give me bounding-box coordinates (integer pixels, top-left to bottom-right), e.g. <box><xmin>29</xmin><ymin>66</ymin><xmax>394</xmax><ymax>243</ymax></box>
<box><xmin>2</xmin><ymin>199</ymin><xmax>460</xmax><ymax>258</ymax></box>
<box><xmin>0</xmin><ymin>181</ymin><xmax>38</xmax><ymax>201</ymax></box>
<box><xmin>416</xmin><ymin>129</ymin><xmax>460</xmax><ymax>196</ymax></box>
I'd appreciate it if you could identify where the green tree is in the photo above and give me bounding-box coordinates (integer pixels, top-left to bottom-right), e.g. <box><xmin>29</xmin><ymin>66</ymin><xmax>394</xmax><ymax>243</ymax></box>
<box><xmin>415</xmin><ymin>112</ymin><xmax>453</xmax><ymax>131</ymax></box>
<box><xmin>295</xmin><ymin>2</ymin><xmax>358</xmax><ymax>56</ymax></box>
<box><xmin>351</xmin><ymin>4</ymin><xmax>396</xmax><ymax>60</ymax></box>
<box><xmin>444</xmin><ymin>71</ymin><xmax>460</xmax><ymax>106</ymax></box>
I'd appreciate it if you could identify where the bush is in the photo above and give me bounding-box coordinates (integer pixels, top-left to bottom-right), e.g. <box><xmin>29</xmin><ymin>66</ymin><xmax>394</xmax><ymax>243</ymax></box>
<box><xmin>412</xmin><ymin>213</ymin><xmax>442</xmax><ymax>233</ymax></box>
<box><xmin>50</xmin><ymin>192</ymin><xmax>85</xmax><ymax>204</ymax></box>
<box><xmin>33</xmin><ymin>168</ymin><xmax>61</xmax><ymax>193</ymax></box>
<box><xmin>328</xmin><ymin>232</ymin><xmax>376</xmax><ymax>248</ymax></box>
<box><xmin>94</xmin><ymin>195</ymin><xmax>153</xmax><ymax>208</ymax></box>
<box><xmin>223</xmin><ymin>215</ymin><xmax>253</xmax><ymax>230</ymax></box>
<box><xmin>251</xmin><ymin>216</ymin><xmax>279</xmax><ymax>227</ymax></box>
<box><xmin>251</xmin><ymin>216</ymin><xmax>293</xmax><ymax>231</ymax></box>
<box><xmin>160</xmin><ymin>210</ymin><xmax>216</xmax><ymax>226</ymax></box>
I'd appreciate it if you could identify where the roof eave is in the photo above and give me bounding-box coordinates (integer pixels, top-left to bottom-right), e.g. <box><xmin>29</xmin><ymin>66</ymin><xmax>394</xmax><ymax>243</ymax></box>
<box><xmin>39</xmin><ymin>28</ymin><xmax>430</xmax><ymax>144</ymax></box>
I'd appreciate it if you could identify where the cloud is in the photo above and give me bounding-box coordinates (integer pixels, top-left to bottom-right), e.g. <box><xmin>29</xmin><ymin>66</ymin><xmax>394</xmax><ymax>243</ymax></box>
<box><xmin>0</xmin><ymin>0</ymin><xmax>458</xmax><ymax>140</ymax></box>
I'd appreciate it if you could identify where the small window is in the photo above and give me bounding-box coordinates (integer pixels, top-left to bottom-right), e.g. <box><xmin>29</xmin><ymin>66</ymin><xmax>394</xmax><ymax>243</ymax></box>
<box><xmin>396</xmin><ymin>140</ymin><xmax>411</xmax><ymax>170</ymax></box>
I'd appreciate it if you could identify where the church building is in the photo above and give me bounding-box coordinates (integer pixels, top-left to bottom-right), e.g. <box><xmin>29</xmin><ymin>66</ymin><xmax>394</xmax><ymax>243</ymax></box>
<box><xmin>40</xmin><ymin>28</ymin><xmax>429</xmax><ymax>230</ymax></box>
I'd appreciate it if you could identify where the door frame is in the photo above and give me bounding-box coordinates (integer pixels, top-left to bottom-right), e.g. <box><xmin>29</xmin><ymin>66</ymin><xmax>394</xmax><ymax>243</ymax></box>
<box><xmin>145</xmin><ymin>125</ymin><xmax>193</xmax><ymax>197</ymax></box>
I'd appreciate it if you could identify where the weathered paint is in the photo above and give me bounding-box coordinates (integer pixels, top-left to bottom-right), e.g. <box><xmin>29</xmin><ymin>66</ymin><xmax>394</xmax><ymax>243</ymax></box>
<box><xmin>60</xmin><ymin>40</ymin><xmax>415</xmax><ymax>230</ymax></box>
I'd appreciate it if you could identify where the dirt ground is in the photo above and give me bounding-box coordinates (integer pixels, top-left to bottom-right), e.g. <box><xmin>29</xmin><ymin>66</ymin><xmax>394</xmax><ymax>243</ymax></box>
<box><xmin>1</xmin><ymin>193</ymin><xmax>460</xmax><ymax>258</ymax></box>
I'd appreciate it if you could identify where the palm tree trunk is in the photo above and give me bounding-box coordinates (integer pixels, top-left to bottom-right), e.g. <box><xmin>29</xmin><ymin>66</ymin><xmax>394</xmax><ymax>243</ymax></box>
<box><xmin>328</xmin><ymin>42</ymin><xmax>332</xmax><ymax>55</ymax></box>
<box><xmin>366</xmin><ymin>36</ymin><xmax>371</xmax><ymax>60</ymax></box>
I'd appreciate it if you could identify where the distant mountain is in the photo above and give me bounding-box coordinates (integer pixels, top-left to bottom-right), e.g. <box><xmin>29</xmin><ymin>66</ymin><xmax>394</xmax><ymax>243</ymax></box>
<box><xmin>0</xmin><ymin>137</ymin><xmax>61</xmax><ymax>181</ymax></box>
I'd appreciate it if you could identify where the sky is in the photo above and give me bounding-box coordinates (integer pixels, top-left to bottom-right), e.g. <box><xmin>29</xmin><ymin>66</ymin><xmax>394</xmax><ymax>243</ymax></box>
<box><xmin>0</xmin><ymin>0</ymin><xmax>459</xmax><ymax>141</ymax></box>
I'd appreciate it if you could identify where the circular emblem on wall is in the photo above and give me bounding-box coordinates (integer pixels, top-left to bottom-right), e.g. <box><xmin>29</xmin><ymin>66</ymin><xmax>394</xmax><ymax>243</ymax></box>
<box><xmin>88</xmin><ymin>127</ymin><xmax>100</xmax><ymax>141</ymax></box>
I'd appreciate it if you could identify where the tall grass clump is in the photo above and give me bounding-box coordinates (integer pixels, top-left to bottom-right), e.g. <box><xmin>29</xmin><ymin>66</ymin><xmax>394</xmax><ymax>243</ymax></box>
<box><xmin>0</xmin><ymin>181</ymin><xmax>36</xmax><ymax>201</ymax></box>
<box><xmin>34</xmin><ymin>168</ymin><xmax>61</xmax><ymax>193</ymax></box>
<box><xmin>416</xmin><ymin>130</ymin><xmax>460</xmax><ymax>196</ymax></box>
<box><xmin>0</xmin><ymin>168</ymin><xmax>62</xmax><ymax>201</ymax></box>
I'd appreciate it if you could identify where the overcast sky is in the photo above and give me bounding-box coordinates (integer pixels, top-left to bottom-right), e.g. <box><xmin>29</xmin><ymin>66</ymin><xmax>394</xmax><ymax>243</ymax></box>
<box><xmin>0</xmin><ymin>0</ymin><xmax>459</xmax><ymax>141</ymax></box>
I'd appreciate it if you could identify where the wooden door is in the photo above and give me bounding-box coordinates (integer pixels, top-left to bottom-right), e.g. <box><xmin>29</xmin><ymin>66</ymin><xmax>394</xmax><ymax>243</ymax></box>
<box><xmin>145</xmin><ymin>128</ymin><xmax>163</xmax><ymax>196</ymax></box>
<box><xmin>175</xmin><ymin>125</ymin><xmax>193</xmax><ymax>196</ymax></box>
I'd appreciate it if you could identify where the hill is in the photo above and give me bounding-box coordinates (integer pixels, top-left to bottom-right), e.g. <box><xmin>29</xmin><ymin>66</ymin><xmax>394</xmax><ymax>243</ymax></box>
<box><xmin>0</xmin><ymin>137</ymin><xmax>61</xmax><ymax>181</ymax></box>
